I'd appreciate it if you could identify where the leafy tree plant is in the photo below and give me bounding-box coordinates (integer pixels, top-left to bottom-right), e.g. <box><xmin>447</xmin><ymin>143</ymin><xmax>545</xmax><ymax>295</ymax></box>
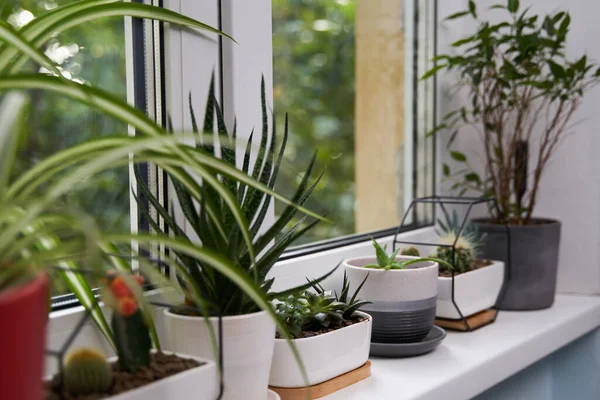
<box><xmin>423</xmin><ymin>0</ymin><xmax>600</xmax><ymax>224</ymax></box>
<box><xmin>275</xmin><ymin>272</ymin><xmax>371</xmax><ymax>339</ymax></box>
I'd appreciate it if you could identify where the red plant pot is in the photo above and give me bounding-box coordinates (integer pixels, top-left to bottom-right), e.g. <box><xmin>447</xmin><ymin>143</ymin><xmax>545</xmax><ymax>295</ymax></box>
<box><xmin>0</xmin><ymin>272</ymin><xmax>49</xmax><ymax>400</ymax></box>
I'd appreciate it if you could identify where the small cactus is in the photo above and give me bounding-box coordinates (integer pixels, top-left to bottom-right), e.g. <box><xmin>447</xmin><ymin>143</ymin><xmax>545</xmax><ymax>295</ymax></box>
<box><xmin>104</xmin><ymin>270</ymin><xmax>152</xmax><ymax>372</ymax></box>
<box><xmin>400</xmin><ymin>246</ymin><xmax>421</xmax><ymax>257</ymax></box>
<box><xmin>436</xmin><ymin>232</ymin><xmax>475</xmax><ymax>273</ymax></box>
<box><xmin>63</xmin><ymin>348</ymin><xmax>113</xmax><ymax>395</ymax></box>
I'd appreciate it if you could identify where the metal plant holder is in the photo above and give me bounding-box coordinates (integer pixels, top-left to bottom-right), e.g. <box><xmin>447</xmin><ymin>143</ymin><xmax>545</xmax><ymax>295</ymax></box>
<box><xmin>392</xmin><ymin>195</ymin><xmax>511</xmax><ymax>332</ymax></box>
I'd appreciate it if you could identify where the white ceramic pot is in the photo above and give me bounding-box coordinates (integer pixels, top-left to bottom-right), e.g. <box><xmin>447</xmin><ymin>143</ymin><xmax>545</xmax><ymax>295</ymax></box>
<box><xmin>437</xmin><ymin>260</ymin><xmax>505</xmax><ymax>319</ymax></box>
<box><xmin>164</xmin><ymin>309</ymin><xmax>275</xmax><ymax>400</ymax></box>
<box><xmin>344</xmin><ymin>256</ymin><xmax>438</xmax><ymax>343</ymax></box>
<box><xmin>46</xmin><ymin>352</ymin><xmax>218</xmax><ymax>400</ymax></box>
<box><xmin>268</xmin><ymin>311</ymin><xmax>372</xmax><ymax>388</ymax></box>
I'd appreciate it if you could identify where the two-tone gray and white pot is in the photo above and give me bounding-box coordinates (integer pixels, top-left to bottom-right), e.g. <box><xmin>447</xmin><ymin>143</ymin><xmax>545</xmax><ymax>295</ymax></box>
<box><xmin>343</xmin><ymin>256</ymin><xmax>438</xmax><ymax>343</ymax></box>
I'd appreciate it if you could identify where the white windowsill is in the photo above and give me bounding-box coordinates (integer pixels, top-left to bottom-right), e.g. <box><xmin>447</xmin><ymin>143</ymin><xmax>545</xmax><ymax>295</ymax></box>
<box><xmin>323</xmin><ymin>294</ymin><xmax>600</xmax><ymax>400</ymax></box>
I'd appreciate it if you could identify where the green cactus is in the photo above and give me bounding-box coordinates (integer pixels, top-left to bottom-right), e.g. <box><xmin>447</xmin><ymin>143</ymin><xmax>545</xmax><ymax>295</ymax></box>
<box><xmin>63</xmin><ymin>348</ymin><xmax>113</xmax><ymax>395</ymax></box>
<box><xmin>400</xmin><ymin>246</ymin><xmax>421</xmax><ymax>257</ymax></box>
<box><xmin>436</xmin><ymin>244</ymin><xmax>474</xmax><ymax>274</ymax></box>
<box><xmin>105</xmin><ymin>272</ymin><xmax>152</xmax><ymax>373</ymax></box>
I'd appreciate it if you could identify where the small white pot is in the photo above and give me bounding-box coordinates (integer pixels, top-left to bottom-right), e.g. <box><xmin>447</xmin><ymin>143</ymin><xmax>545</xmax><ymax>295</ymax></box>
<box><xmin>46</xmin><ymin>351</ymin><xmax>218</xmax><ymax>400</ymax></box>
<box><xmin>436</xmin><ymin>260</ymin><xmax>505</xmax><ymax>319</ymax></box>
<box><xmin>163</xmin><ymin>309</ymin><xmax>275</xmax><ymax>400</ymax></box>
<box><xmin>344</xmin><ymin>256</ymin><xmax>439</xmax><ymax>343</ymax></box>
<box><xmin>268</xmin><ymin>311</ymin><xmax>372</xmax><ymax>388</ymax></box>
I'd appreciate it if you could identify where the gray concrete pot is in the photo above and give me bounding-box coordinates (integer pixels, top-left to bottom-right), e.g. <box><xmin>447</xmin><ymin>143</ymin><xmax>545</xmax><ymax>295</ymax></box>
<box><xmin>343</xmin><ymin>256</ymin><xmax>438</xmax><ymax>343</ymax></box>
<box><xmin>472</xmin><ymin>218</ymin><xmax>561</xmax><ymax>311</ymax></box>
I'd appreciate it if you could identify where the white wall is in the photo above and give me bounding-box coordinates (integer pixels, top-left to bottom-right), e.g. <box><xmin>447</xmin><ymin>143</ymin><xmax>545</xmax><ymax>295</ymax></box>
<box><xmin>437</xmin><ymin>0</ymin><xmax>600</xmax><ymax>295</ymax></box>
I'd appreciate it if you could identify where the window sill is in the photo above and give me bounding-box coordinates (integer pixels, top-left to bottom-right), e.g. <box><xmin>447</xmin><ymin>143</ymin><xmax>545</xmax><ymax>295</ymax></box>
<box><xmin>323</xmin><ymin>294</ymin><xmax>600</xmax><ymax>400</ymax></box>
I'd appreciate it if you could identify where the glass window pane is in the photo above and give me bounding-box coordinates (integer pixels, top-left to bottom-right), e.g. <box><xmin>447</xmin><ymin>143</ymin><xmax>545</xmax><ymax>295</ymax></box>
<box><xmin>272</xmin><ymin>0</ymin><xmax>435</xmax><ymax>246</ymax></box>
<box><xmin>3</xmin><ymin>1</ymin><xmax>129</xmax><ymax>296</ymax></box>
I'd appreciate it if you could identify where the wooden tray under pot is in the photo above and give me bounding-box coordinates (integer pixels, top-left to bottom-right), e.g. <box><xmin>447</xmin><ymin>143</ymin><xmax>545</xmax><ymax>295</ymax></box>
<box><xmin>269</xmin><ymin>361</ymin><xmax>371</xmax><ymax>400</ymax></box>
<box><xmin>435</xmin><ymin>308</ymin><xmax>498</xmax><ymax>332</ymax></box>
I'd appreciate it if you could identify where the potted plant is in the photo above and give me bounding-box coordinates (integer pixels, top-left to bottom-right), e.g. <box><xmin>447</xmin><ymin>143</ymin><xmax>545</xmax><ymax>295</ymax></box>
<box><xmin>269</xmin><ymin>272</ymin><xmax>372</xmax><ymax>388</ymax></box>
<box><xmin>45</xmin><ymin>271</ymin><xmax>219</xmax><ymax>400</ymax></box>
<box><xmin>343</xmin><ymin>239</ymin><xmax>451</xmax><ymax>343</ymax></box>
<box><xmin>137</xmin><ymin>78</ymin><xmax>328</xmax><ymax>399</ymax></box>
<box><xmin>423</xmin><ymin>1</ymin><xmax>600</xmax><ymax>310</ymax></box>
<box><xmin>402</xmin><ymin>211</ymin><xmax>505</xmax><ymax>319</ymax></box>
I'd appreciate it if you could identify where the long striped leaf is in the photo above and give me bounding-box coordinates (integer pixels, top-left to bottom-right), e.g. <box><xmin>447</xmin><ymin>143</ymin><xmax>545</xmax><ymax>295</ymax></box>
<box><xmin>0</xmin><ymin>92</ymin><xmax>27</xmax><ymax>196</ymax></box>
<box><xmin>5</xmin><ymin>3</ymin><xmax>234</xmax><ymax>74</ymax></box>
<box><xmin>0</xmin><ymin>21</ymin><xmax>61</xmax><ymax>75</ymax></box>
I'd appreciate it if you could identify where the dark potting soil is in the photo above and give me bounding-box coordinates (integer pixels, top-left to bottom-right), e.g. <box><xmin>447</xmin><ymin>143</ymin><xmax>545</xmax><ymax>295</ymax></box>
<box><xmin>44</xmin><ymin>352</ymin><xmax>202</xmax><ymax>400</ymax></box>
<box><xmin>438</xmin><ymin>259</ymin><xmax>493</xmax><ymax>278</ymax></box>
<box><xmin>276</xmin><ymin>315</ymin><xmax>368</xmax><ymax>339</ymax></box>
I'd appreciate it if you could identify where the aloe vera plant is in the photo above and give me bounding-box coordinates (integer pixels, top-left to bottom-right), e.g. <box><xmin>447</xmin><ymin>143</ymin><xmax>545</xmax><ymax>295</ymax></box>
<box><xmin>135</xmin><ymin>75</ymin><xmax>327</xmax><ymax>317</ymax></box>
<box><xmin>364</xmin><ymin>238</ymin><xmax>454</xmax><ymax>271</ymax></box>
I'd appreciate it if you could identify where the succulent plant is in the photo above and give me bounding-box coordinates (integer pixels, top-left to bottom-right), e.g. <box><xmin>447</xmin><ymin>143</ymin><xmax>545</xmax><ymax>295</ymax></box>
<box><xmin>104</xmin><ymin>271</ymin><xmax>152</xmax><ymax>373</ymax></box>
<box><xmin>275</xmin><ymin>272</ymin><xmax>371</xmax><ymax>339</ymax></box>
<box><xmin>400</xmin><ymin>246</ymin><xmax>421</xmax><ymax>257</ymax></box>
<box><xmin>363</xmin><ymin>238</ymin><xmax>453</xmax><ymax>271</ymax></box>
<box><xmin>63</xmin><ymin>348</ymin><xmax>113</xmax><ymax>396</ymax></box>
<box><xmin>435</xmin><ymin>209</ymin><xmax>485</xmax><ymax>273</ymax></box>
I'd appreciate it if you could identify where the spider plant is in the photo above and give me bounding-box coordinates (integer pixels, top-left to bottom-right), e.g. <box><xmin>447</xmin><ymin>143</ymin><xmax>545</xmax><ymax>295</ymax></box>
<box><xmin>135</xmin><ymin>74</ymin><xmax>328</xmax><ymax>317</ymax></box>
<box><xmin>0</xmin><ymin>0</ymin><xmax>327</xmax><ymax>358</ymax></box>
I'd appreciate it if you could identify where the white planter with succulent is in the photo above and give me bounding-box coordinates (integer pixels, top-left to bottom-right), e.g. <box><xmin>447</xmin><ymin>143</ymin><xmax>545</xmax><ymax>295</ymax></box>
<box><xmin>269</xmin><ymin>274</ymin><xmax>372</xmax><ymax>388</ymax></box>
<box><xmin>428</xmin><ymin>211</ymin><xmax>505</xmax><ymax>319</ymax></box>
<box><xmin>343</xmin><ymin>240</ymin><xmax>446</xmax><ymax>344</ymax></box>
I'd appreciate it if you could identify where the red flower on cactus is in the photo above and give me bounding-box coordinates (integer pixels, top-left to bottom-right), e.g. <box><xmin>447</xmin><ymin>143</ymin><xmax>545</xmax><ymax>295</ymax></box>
<box><xmin>109</xmin><ymin>276</ymin><xmax>133</xmax><ymax>299</ymax></box>
<box><xmin>118</xmin><ymin>297</ymin><xmax>138</xmax><ymax>317</ymax></box>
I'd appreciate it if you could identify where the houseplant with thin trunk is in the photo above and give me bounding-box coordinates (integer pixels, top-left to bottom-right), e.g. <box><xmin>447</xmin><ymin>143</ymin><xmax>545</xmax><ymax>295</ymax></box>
<box><xmin>423</xmin><ymin>0</ymin><xmax>600</xmax><ymax>309</ymax></box>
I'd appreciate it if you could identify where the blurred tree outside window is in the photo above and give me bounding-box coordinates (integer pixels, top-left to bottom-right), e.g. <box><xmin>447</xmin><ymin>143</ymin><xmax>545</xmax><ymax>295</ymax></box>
<box><xmin>273</xmin><ymin>0</ymin><xmax>427</xmax><ymax>245</ymax></box>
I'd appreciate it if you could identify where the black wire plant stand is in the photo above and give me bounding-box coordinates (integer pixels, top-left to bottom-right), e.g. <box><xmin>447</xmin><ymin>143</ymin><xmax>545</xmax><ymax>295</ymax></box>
<box><xmin>45</xmin><ymin>262</ymin><xmax>227</xmax><ymax>400</ymax></box>
<box><xmin>392</xmin><ymin>195</ymin><xmax>511</xmax><ymax>332</ymax></box>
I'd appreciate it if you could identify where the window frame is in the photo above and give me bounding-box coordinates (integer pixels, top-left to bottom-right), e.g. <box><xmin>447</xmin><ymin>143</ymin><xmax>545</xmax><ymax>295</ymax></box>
<box><xmin>48</xmin><ymin>0</ymin><xmax>439</xmax><ymax>309</ymax></box>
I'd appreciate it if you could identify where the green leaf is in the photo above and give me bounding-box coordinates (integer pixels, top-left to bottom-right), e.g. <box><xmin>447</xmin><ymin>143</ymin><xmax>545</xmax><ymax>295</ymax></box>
<box><xmin>508</xmin><ymin>0</ymin><xmax>519</xmax><ymax>13</ymax></box>
<box><xmin>426</xmin><ymin>123</ymin><xmax>447</xmax><ymax>137</ymax></box>
<box><xmin>452</xmin><ymin>36</ymin><xmax>476</xmax><ymax>48</ymax></box>
<box><xmin>465</xmin><ymin>172</ymin><xmax>482</xmax><ymax>184</ymax></box>
<box><xmin>558</xmin><ymin>13</ymin><xmax>571</xmax><ymax>35</ymax></box>
<box><xmin>489</xmin><ymin>4</ymin><xmax>506</xmax><ymax>10</ymax></box>
<box><xmin>0</xmin><ymin>93</ymin><xmax>27</xmax><ymax>196</ymax></box>
<box><xmin>4</xmin><ymin>2</ymin><xmax>235</xmax><ymax>74</ymax></box>
<box><xmin>445</xmin><ymin>11</ymin><xmax>470</xmax><ymax>20</ymax></box>
<box><xmin>548</xmin><ymin>60</ymin><xmax>566</xmax><ymax>79</ymax></box>
<box><xmin>450</xmin><ymin>151</ymin><xmax>467</xmax><ymax>162</ymax></box>
<box><xmin>443</xmin><ymin>163</ymin><xmax>451</xmax><ymax>177</ymax></box>
<box><xmin>371</xmin><ymin>238</ymin><xmax>389</xmax><ymax>267</ymax></box>
<box><xmin>574</xmin><ymin>55</ymin><xmax>587</xmax><ymax>72</ymax></box>
<box><xmin>421</xmin><ymin>64</ymin><xmax>446</xmax><ymax>80</ymax></box>
<box><xmin>0</xmin><ymin>21</ymin><xmax>61</xmax><ymax>76</ymax></box>
<box><xmin>468</xmin><ymin>0</ymin><xmax>477</xmax><ymax>17</ymax></box>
